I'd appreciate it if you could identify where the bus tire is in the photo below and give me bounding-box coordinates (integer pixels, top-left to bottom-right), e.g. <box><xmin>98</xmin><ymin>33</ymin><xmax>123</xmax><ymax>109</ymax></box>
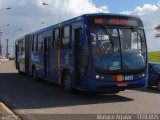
<box><xmin>18</xmin><ymin>63</ymin><xmax>22</xmax><ymax>74</ymax></box>
<box><xmin>63</xmin><ymin>71</ymin><xmax>73</xmax><ymax>93</ymax></box>
<box><xmin>32</xmin><ymin>66</ymin><xmax>37</xmax><ymax>81</ymax></box>
<box><xmin>110</xmin><ymin>91</ymin><xmax>120</xmax><ymax>94</ymax></box>
<box><xmin>157</xmin><ymin>80</ymin><xmax>160</xmax><ymax>91</ymax></box>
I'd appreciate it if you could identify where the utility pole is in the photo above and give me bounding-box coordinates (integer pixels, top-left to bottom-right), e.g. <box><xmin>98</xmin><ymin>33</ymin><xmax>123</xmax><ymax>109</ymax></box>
<box><xmin>0</xmin><ymin>32</ymin><xmax>3</xmax><ymax>58</ymax></box>
<box><xmin>5</xmin><ymin>39</ymin><xmax>9</xmax><ymax>59</ymax></box>
<box><xmin>0</xmin><ymin>24</ymin><xmax>9</xmax><ymax>58</ymax></box>
<box><xmin>0</xmin><ymin>7</ymin><xmax>11</xmax><ymax>12</ymax></box>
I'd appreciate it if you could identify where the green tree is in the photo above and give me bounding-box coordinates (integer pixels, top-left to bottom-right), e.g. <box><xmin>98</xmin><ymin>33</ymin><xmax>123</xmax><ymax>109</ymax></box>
<box><xmin>155</xmin><ymin>24</ymin><xmax>160</xmax><ymax>37</ymax></box>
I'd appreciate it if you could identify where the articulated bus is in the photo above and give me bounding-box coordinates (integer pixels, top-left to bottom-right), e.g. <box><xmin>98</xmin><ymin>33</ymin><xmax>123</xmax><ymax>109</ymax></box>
<box><xmin>15</xmin><ymin>13</ymin><xmax>148</xmax><ymax>93</ymax></box>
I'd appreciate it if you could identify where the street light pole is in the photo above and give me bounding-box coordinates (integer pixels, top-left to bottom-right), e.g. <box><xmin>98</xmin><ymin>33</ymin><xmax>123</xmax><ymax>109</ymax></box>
<box><xmin>42</xmin><ymin>2</ymin><xmax>61</xmax><ymax>25</ymax></box>
<box><xmin>0</xmin><ymin>7</ymin><xmax>11</xmax><ymax>12</ymax></box>
<box><xmin>41</xmin><ymin>21</ymin><xmax>47</xmax><ymax>24</ymax></box>
<box><xmin>0</xmin><ymin>24</ymin><xmax>10</xmax><ymax>29</ymax></box>
<box><xmin>0</xmin><ymin>24</ymin><xmax>10</xmax><ymax>58</ymax></box>
<box><xmin>0</xmin><ymin>32</ymin><xmax>3</xmax><ymax>58</ymax></box>
<box><xmin>5</xmin><ymin>39</ymin><xmax>9</xmax><ymax>59</ymax></box>
<box><xmin>42</xmin><ymin>2</ymin><xmax>61</xmax><ymax>42</ymax></box>
<box><xmin>41</xmin><ymin>21</ymin><xmax>48</xmax><ymax>27</ymax></box>
<box><xmin>0</xmin><ymin>7</ymin><xmax>11</xmax><ymax>60</ymax></box>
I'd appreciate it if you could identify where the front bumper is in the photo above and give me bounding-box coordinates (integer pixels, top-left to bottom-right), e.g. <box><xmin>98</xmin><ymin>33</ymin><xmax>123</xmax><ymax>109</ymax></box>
<box><xmin>84</xmin><ymin>78</ymin><xmax>147</xmax><ymax>92</ymax></box>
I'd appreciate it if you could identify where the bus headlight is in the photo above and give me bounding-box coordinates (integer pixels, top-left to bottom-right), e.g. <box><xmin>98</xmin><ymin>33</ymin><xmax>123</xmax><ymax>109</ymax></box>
<box><xmin>96</xmin><ymin>75</ymin><xmax>100</xmax><ymax>80</ymax></box>
<box><xmin>139</xmin><ymin>74</ymin><xmax>146</xmax><ymax>78</ymax></box>
<box><xmin>142</xmin><ymin>74</ymin><xmax>145</xmax><ymax>77</ymax></box>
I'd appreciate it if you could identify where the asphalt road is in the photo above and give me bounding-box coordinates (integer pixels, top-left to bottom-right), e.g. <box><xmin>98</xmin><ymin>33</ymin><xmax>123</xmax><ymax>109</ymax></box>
<box><xmin>0</xmin><ymin>61</ymin><xmax>160</xmax><ymax>120</ymax></box>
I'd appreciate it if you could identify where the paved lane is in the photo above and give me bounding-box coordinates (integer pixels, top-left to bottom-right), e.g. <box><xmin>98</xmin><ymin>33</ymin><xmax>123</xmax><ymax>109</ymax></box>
<box><xmin>0</xmin><ymin>61</ymin><xmax>160</xmax><ymax>120</ymax></box>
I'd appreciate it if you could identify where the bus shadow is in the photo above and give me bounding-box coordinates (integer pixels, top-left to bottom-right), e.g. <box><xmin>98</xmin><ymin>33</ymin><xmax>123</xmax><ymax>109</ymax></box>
<box><xmin>0</xmin><ymin>73</ymin><xmax>134</xmax><ymax>110</ymax></box>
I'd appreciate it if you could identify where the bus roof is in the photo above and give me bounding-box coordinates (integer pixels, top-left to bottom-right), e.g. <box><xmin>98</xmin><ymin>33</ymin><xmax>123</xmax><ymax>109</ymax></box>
<box><xmin>84</xmin><ymin>13</ymin><xmax>139</xmax><ymax>18</ymax></box>
<box><xmin>29</xmin><ymin>13</ymin><xmax>143</xmax><ymax>35</ymax></box>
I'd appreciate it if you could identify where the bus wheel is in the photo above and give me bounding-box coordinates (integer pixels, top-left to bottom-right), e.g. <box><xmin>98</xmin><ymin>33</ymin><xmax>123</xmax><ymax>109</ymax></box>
<box><xmin>32</xmin><ymin>67</ymin><xmax>37</xmax><ymax>81</ymax></box>
<box><xmin>110</xmin><ymin>91</ymin><xmax>120</xmax><ymax>94</ymax></box>
<box><xmin>18</xmin><ymin>63</ymin><xmax>22</xmax><ymax>74</ymax></box>
<box><xmin>157</xmin><ymin>80</ymin><xmax>160</xmax><ymax>91</ymax></box>
<box><xmin>63</xmin><ymin>71</ymin><xmax>73</xmax><ymax>92</ymax></box>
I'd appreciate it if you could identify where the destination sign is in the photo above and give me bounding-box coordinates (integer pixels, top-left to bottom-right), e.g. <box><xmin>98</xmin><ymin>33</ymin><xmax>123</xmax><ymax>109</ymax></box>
<box><xmin>94</xmin><ymin>18</ymin><xmax>138</xmax><ymax>26</ymax></box>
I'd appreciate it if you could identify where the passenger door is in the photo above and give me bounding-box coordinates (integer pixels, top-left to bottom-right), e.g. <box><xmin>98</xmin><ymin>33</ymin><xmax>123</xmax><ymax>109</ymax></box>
<box><xmin>44</xmin><ymin>37</ymin><xmax>51</xmax><ymax>79</ymax></box>
<box><xmin>74</xmin><ymin>28</ymin><xmax>84</xmax><ymax>87</ymax></box>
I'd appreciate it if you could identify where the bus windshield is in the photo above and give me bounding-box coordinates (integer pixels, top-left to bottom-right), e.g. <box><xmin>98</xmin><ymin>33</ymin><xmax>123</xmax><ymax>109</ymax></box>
<box><xmin>90</xmin><ymin>26</ymin><xmax>147</xmax><ymax>72</ymax></box>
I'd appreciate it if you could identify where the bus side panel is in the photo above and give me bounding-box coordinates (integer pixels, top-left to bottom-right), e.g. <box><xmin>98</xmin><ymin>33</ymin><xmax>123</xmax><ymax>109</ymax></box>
<box><xmin>35</xmin><ymin>52</ymin><xmax>44</xmax><ymax>79</ymax></box>
<box><xmin>49</xmin><ymin>50</ymin><xmax>58</xmax><ymax>83</ymax></box>
<box><xmin>29</xmin><ymin>51</ymin><xmax>44</xmax><ymax>79</ymax></box>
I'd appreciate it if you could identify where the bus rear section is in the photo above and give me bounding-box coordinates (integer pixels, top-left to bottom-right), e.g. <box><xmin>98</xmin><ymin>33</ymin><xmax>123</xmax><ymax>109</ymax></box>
<box><xmin>79</xmin><ymin>14</ymin><xmax>148</xmax><ymax>92</ymax></box>
<box><xmin>15</xmin><ymin>35</ymin><xmax>30</xmax><ymax>74</ymax></box>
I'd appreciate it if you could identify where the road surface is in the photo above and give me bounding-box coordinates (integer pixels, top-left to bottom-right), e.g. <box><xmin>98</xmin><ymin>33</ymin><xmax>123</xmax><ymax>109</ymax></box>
<box><xmin>0</xmin><ymin>61</ymin><xmax>160</xmax><ymax>120</ymax></box>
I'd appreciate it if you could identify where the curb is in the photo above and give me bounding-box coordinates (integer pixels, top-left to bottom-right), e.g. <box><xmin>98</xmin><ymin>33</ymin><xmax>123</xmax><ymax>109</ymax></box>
<box><xmin>0</xmin><ymin>102</ymin><xmax>21</xmax><ymax>120</ymax></box>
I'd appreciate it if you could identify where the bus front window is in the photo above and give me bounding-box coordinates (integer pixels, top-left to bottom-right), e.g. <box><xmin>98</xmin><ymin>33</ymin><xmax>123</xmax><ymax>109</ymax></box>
<box><xmin>90</xmin><ymin>26</ymin><xmax>147</xmax><ymax>73</ymax></box>
<box><xmin>120</xmin><ymin>29</ymin><xmax>146</xmax><ymax>71</ymax></box>
<box><xmin>90</xmin><ymin>27</ymin><xmax>121</xmax><ymax>71</ymax></box>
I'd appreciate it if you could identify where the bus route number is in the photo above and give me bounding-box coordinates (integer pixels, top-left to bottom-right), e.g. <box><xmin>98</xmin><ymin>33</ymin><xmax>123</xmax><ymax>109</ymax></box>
<box><xmin>123</xmin><ymin>76</ymin><xmax>134</xmax><ymax>81</ymax></box>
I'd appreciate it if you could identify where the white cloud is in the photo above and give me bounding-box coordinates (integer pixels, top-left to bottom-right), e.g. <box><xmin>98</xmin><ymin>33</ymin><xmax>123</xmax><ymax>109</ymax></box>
<box><xmin>120</xmin><ymin>3</ymin><xmax>160</xmax><ymax>52</ymax></box>
<box><xmin>120</xmin><ymin>4</ymin><xmax>159</xmax><ymax>16</ymax></box>
<box><xmin>36</xmin><ymin>0</ymin><xmax>108</xmax><ymax>19</ymax></box>
<box><xmin>135</xmin><ymin>4</ymin><xmax>158</xmax><ymax>15</ymax></box>
<box><xmin>0</xmin><ymin>0</ymin><xmax>159</xmax><ymax>54</ymax></box>
<box><xmin>143</xmin><ymin>9</ymin><xmax>160</xmax><ymax>51</ymax></box>
<box><xmin>120</xmin><ymin>11</ymin><xmax>133</xmax><ymax>15</ymax></box>
<box><xmin>0</xmin><ymin>0</ymin><xmax>109</xmax><ymax>56</ymax></box>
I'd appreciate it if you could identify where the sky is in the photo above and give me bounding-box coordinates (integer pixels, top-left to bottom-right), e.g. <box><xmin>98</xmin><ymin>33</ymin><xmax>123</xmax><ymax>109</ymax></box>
<box><xmin>0</xmin><ymin>0</ymin><xmax>160</xmax><ymax>57</ymax></box>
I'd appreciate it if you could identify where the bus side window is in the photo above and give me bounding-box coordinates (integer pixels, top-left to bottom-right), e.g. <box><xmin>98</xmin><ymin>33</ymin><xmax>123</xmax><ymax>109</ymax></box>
<box><xmin>38</xmin><ymin>33</ymin><xmax>43</xmax><ymax>51</ymax></box>
<box><xmin>55</xmin><ymin>28</ymin><xmax>61</xmax><ymax>49</ymax></box>
<box><xmin>23</xmin><ymin>39</ymin><xmax>25</xmax><ymax>51</ymax></box>
<box><xmin>19</xmin><ymin>41</ymin><xmax>21</xmax><ymax>53</ymax></box>
<box><xmin>31</xmin><ymin>35</ymin><xmax>34</xmax><ymax>52</ymax></box>
<box><xmin>34</xmin><ymin>35</ymin><xmax>38</xmax><ymax>51</ymax></box>
<box><xmin>48</xmin><ymin>37</ymin><xmax>51</xmax><ymax>51</ymax></box>
<box><xmin>21</xmin><ymin>47</ymin><xmax>24</xmax><ymax>52</ymax></box>
<box><xmin>52</xmin><ymin>30</ymin><xmax>55</xmax><ymax>50</ymax></box>
<box><xmin>18</xmin><ymin>41</ymin><xmax>20</xmax><ymax>53</ymax></box>
<box><xmin>21</xmin><ymin>39</ymin><xmax>25</xmax><ymax>52</ymax></box>
<box><xmin>62</xmin><ymin>26</ymin><xmax>71</xmax><ymax>49</ymax></box>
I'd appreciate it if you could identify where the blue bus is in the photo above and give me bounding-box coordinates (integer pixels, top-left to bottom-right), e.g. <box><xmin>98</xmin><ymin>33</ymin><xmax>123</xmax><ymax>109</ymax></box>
<box><xmin>15</xmin><ymin>13</ymin><xmax>148</xmax><ymax>93</ymax></box>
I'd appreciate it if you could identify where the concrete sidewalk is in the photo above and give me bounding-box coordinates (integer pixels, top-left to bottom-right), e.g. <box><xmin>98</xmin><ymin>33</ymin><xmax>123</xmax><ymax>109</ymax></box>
<box><xmin>0</xmin><ymin>59</ymin><xmax>9</xmax><ymax>64</ymax></box>
<box><xmin>0</xmin><ymin>101</ymin><xmax>20</xmax><ymax>120</ymax></box>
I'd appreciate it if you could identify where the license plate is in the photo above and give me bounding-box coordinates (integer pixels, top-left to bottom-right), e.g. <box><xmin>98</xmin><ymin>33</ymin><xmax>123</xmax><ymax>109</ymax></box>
<box><xmin>117</xmin><ymin>82</ymin><xmax>128</xmax><ymax>87</ymax></box>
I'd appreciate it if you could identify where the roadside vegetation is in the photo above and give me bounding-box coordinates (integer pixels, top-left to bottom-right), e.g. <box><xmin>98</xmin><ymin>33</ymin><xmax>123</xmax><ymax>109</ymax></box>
<box><xmin>148</xmin><ymin>24</ymin><xmax>160</xmax><ymax>62</ymax></box>
<box><xmin>148</xmin><ymin>51</ymin><xmax>160</xmax><ymax>62</ymax></box>
<box><xmin>155</xmin><ymin>24</ymin><xmax>160</xmax><ymax>38</ymax></box>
